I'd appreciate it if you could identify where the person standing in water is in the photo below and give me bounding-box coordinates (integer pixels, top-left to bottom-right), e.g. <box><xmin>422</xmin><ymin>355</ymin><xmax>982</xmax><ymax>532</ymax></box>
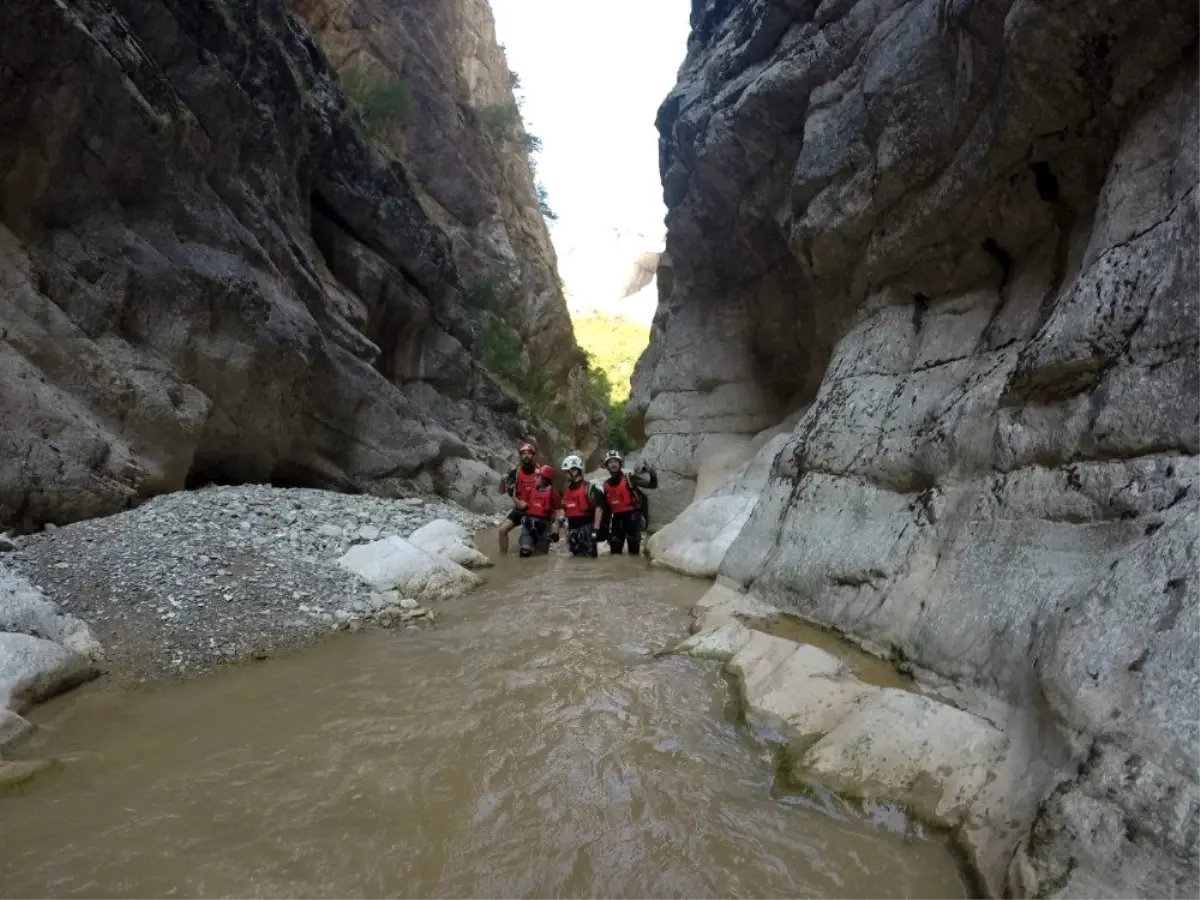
<box><xmin>596</xmin><ymin>449</ymin><xmax>657</xmax><ymax>556</ymax></box>
<box><xmin>559</xmin><ymin>454</ymin><xmax>604</xmax><ymax>557</ymax></box>
<box><xmin>497</xmin><ymin>441</ymin><xmax>540</xmax><ymax>556</ymax></box>
<box><xmin>519</xmin><ymin>465</ymin><xmax>562</xmax><ymax>557</ymax></box>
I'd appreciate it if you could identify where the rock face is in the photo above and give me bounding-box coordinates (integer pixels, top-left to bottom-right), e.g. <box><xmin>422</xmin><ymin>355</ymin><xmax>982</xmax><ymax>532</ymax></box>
<box><xmin>635</xmin><ymin>0</ymin><xmax>1198</xmax><ymax>896</ymax></box>
<box><xmin>0</xmin><ymin>0</ymin><xmax>600</xmax><ymax>532</ymax></box>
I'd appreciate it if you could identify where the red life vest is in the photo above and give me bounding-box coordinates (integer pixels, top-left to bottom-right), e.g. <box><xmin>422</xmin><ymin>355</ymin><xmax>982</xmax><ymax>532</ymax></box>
<box><xmin>511</xmin><ymin>467</ymin><xmax>539</xmax><ymax>504</ymax></box>
<box><xmin>524</xmin><ymin>485</ymin><xmax>558</xmax><ymax>519</ymax></box>
<box><xmin>561</xmin><ymin>482</ymin><xmax>594</xmax><ymax>519</ymax></box>
<box><xmin>603</xmin><ymin>475</ymin><xmax>639</xmax><ymax>514</ymax></box>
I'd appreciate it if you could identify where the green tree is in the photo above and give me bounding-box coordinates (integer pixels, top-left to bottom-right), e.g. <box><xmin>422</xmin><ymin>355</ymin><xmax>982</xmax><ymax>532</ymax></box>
<box><xmin>571</xmin><ymin>314</ymin><xmax>650</xmax><ymax>402</ymax></box>
<box><xmin>536</xmin><ymin>182</ymin><xmax>557</xmax><ymax>222</ymax></box>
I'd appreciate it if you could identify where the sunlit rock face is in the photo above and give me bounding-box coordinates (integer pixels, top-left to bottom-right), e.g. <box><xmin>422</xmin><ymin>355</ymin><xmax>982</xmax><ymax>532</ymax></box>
<box><xmin>635</xmin><ymin>0</ymin><xmax>1198</xmax><ymax>895</ymax></box>
<box><xmin>0</xmin><ymin>0</ymin><xmax>601</xmax><ymax>529</ymax></box>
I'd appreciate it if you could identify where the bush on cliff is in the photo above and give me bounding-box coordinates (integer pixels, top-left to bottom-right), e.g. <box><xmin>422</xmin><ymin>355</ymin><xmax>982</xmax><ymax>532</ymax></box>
<box><xmin>340</xmin><ymin>67</ymin><xmax>412</xmax><ymax>132</ymax></box>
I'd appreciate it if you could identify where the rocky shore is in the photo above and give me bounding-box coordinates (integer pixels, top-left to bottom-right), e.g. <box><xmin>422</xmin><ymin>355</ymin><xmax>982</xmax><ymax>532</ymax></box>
<box><xmin>0</xmin><ymin>485</ymin><xmax>500</xmax><ymax>750</ymax></box>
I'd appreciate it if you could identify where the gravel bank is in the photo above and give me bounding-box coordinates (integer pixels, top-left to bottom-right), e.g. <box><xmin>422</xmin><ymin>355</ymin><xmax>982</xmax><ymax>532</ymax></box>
<box><xmin>4</xmin><ymin>486</ymin><xmax>499</xmax><ymax>682</ymax></box>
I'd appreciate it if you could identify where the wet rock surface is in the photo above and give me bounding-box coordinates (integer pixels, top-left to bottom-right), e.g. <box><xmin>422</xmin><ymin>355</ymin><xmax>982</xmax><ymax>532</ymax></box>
<box><xmin>5</xmin><ymin>486</ymin><xmax>495</xmax><ymax>683</ymax></box>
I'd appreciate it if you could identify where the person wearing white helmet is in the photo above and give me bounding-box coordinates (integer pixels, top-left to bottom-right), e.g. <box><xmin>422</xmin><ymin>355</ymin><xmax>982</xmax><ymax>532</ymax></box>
<box><xmin>596</xmin><ymin>449</ymin><xmax>657</xmax><ymax>556</ymax></box>
<box><xmin>559</xmin><ymin>453</ymin><xmax>604</xmax><ymax>557</ymax></box>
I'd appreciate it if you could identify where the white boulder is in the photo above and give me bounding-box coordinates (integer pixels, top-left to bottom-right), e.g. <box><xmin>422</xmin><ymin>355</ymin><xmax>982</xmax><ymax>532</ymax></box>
<box><xmin>0</xmin><ymin>632</ymin><xmax>97</xmax><ymax>715</ymax></box>
<box><xmin>648</xmin><ymin>432</ymin><xmax>789</xmax><ymax>576</ymax></box>
<box><xmin>648</xmin><ymin>494</ymin><xmax>757</xmax><ymax>577</ymax></box>
<box><xmin>336</xmin><ymin>536</ymin><xmax>482</xmax><ymax>602</ymax></box>
<box><xmin>407</xmin><ymin>519</ymin><xmax>493</xmax><ymax>569</ymax></box>
<box><xmin>0</xmin><ymin>571</ymin><xmax>103</xmax><ymax>662</ymax></box>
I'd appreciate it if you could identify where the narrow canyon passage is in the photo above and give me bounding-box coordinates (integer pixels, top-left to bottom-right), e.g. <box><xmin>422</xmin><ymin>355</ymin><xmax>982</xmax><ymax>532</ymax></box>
<box><xmin>1</xmin><ymin>554</ymin><xmax>970</xmax><ymax>899</ymax></box>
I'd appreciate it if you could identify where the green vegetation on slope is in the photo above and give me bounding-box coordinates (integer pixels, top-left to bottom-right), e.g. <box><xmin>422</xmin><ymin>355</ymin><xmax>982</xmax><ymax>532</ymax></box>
<box><xmin>573</xmin><ymin>314</ymin><xmax>651</xmax><ymax>453</ymax></box>
<box><xmin>340</xmin><ymin>67</ymin><xmax>412</xmax><ymax>132</ymax></box>
<box><xmin>572</xmin><ymin>315</ymin><xmax>649</xmax><ymax>403</ymax></box>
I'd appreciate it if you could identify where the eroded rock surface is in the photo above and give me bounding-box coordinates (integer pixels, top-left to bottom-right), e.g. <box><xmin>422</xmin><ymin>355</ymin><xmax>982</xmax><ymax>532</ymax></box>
<box><xmin>636</xmin><ymin>0</ymin><xmax>1198</xmax><ymax>895</ymax></box>
<box><xmin>679</xmin><ymin>590</ymin><xmax>1023</xmax><ymax>887</ymax></box>
<box><xmin>0</xmin><ymin>0</ymin><xmax>599</xmax><ymax>533</ymax></box>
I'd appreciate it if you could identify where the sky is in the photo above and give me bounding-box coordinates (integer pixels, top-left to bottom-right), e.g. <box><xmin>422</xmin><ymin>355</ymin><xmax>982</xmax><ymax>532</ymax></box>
<box><xmin>490</xmin><ymin>0</ymin><xmax>692</xmax><ymax>246</ymax></box>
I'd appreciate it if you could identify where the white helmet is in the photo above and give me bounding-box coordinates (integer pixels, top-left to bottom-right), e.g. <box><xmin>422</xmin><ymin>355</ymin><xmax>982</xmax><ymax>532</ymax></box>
<box><xmin>604</xmin><ymin>449</ymin><xmax>623</xmax><ymax>464</ymax></box>
<box><xmin>561</xmin><ymin>454</ymin><xmax>584</xmax><ymax>471</ymax></box>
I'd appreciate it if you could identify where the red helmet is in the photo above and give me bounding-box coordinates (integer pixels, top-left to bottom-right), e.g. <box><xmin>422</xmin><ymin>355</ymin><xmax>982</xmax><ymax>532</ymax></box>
<box><xmin>518</xmin><ymin>441</ymin><xmax>537</xmax><ymax>455</ymax></box>
<box><xmin>538</xmin><ymin>465</ymin><xmax>555</xmax><ymax>480</ymax></box>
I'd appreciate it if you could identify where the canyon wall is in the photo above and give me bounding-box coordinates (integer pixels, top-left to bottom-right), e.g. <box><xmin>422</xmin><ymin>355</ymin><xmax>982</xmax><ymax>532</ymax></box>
<box><xmin>0</xmin><ymin>0</ymin><xmax>601</xmax><ymax>530</ymax></box>
<box><xmin>633</xmin><ymin>0</ymin><xmax>1198</xmax><ymax>895</ymax></box>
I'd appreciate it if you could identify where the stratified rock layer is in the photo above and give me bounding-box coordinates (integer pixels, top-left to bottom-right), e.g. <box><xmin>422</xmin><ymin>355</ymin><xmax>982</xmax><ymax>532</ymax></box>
<box><xmin>634</xmin><ymin>0</ymin><xmax>1198</xmax><ymax>896</ymax></box>
<box><xmin>0</xmin><ymin>0</ymin><xmax>596</xmax><ymax>531</ymax></box>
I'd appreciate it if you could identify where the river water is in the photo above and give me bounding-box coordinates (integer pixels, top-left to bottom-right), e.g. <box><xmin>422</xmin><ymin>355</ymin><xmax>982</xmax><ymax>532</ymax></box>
<box><xmin>1</xmin><ymin>549</ymin><xmax>971</xmax><ymax>898</ymax></box>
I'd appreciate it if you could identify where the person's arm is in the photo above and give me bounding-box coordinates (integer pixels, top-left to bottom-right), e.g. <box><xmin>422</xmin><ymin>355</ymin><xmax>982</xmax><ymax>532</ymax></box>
<box><xmin>551</xmin><ymin>491</ymin><xmax>562</xmax><ymax>539</ymax></box>
<box><xmin>632</xmin><ymin>466</ymin><xmax>657</xmax><ymax>489</ymax></box>
<box><xmin>591</xmin><ymin>486</ymin><xmax>606</xmax><ymax>531</ymax></box>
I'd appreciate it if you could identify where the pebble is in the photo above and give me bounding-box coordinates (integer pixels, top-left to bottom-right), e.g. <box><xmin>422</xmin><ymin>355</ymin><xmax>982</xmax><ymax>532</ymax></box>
<box><xmin>7</xmin><ymin>484</ymin><xmax>495</xmax><ymax>680</ymax></box>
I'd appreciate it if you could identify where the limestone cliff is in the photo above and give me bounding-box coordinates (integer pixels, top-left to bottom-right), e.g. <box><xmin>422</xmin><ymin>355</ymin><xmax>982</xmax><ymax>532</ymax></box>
<box><xmin>293</xmin><ymin>0</ymin><xmax>607</xmax><ymax>452</ymax></box>
<box><xmin>0</xmin><ymin>0</ymin><xmax>601</xmax><ymax>530</ymax></box>
<box><xmin>634</xmin><ymin>0</ymin><xmax>1198</xmax><ymax>896</ymax></box>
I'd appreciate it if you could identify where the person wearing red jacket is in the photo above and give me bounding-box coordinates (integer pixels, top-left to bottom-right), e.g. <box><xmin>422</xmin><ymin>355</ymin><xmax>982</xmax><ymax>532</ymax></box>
<box><xmin>518</xmin><ymin>465</ymin><xmax>562</xmax><ymax>557</ymax></box>
<box><xmin>596</xmin><ymin>449</ymin><xmax>657</xmax><ymax>556</ymax></box>
<box><xmin>558</xmin><ymin>454</ymin><xmax>604</xmax><ymax>557</ymax></box>
<box><xmin>497</xmin><ymin>441</ymin><xmax>540</xmax><ymax>556</ymax></box>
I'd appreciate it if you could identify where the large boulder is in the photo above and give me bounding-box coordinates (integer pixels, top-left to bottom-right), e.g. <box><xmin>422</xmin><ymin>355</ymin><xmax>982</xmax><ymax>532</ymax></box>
<box><xmin>0</xmin><ymin>632</ymin><xmax>96</xmax><ymax>717</ymax></box>
<box><xmin>407</xmin><ymin>519</ymin><xmax>493</xmax><ymax>569</ymax></box>
<box><xmin>336</xmin><ymin>536</ymin><xmax>482</xmax><ymax>601</ymax></box>
<box><xmin>0</xmin><ymin>570</ymin><xmax>102</xmax><ymax>662</ymax></box>
<box><xmin>0</xmin><ymin>566</ymin><xmax>101</xmax><ymax>749</ymax></box>
<box><xmin>647</xmin><ymin>431</ymin><xmax>789</xmax><ymax>576</ymax></box>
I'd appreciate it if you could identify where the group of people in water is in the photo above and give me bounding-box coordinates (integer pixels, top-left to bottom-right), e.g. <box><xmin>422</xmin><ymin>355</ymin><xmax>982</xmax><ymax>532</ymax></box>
<box><xmin>496</xmin><ymin>441</ymin><xmax>658</xmax><ymax>558</ymax></box>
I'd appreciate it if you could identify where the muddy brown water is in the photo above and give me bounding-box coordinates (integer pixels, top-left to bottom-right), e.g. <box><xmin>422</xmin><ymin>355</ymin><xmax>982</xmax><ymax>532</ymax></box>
<box><xmin>1</xmin><ymin>548</ymin><xmax>972</xmax><ymax>898</ymax></box>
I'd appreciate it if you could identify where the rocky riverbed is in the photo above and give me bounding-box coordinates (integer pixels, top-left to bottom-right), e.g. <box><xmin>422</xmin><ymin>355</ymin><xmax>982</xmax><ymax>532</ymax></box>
<box><xmin>2</xmin><ymin>485</ymin><xmax>499</xmax><ymax>685</ymax></box>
